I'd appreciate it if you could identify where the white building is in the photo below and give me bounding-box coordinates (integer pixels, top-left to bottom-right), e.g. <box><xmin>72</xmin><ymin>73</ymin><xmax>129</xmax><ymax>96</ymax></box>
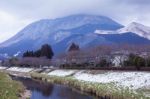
<box><xmin>112</xmin><ymin>55</ymin><xmax>128</xmax><ymax>67</ymax></box>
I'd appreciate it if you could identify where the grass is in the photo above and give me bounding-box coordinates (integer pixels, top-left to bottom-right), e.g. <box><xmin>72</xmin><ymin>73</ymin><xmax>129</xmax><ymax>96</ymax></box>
<box><xmin>31</xmin><ymin>72</ymin><xmax>150</xmax><ymax>99</ymax></box>
<box><xmin>136</xmin><ymin>88</ymin><xmax>150</xmax><ymax>98</ymax></box>
<box><xmin>0</xmin><ymin>72</ymin><xmax>25</xmax><ymax>99</ymax></box>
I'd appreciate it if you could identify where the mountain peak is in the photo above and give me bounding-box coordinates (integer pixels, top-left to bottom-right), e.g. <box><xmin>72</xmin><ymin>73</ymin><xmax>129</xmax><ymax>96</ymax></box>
<box><xmin>118</xmin><ymin>22</ymin><xmax>150</xmax><ymax>40</ymax></box>
<box><xmin>59</xmin><ymin>14</ymin><xmax>108</xmax><ymax>19</ymax></box>
<box><xmin>129</xmin><ymin>22</ymin><xmax>141</xmax><ymax>25</ymax></box>
<box><xmin>127</xmin><ymin>22</ymin><xmax>146</xmax><ymax>28</ymax></box>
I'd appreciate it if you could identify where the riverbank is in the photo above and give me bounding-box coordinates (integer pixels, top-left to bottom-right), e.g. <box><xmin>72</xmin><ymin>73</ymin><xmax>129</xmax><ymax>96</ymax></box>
<box><xmin>0</xmin><ymin>72</ymin><xmax>27</xmax><ymax>99</ymax></box>
<box><xmin>1</xmin><ymin>66</ymin><xmax>150</xmax><ymax>99</ymax></box>
<box><xmin>31</xmin><ymin>71</ymin><xmax>150</xmax><ymax>99</ymax></box>
<box><xmin>19</xmin><ymin>89</ymin><xmax>31</xmax><ymax>99</ymax></box>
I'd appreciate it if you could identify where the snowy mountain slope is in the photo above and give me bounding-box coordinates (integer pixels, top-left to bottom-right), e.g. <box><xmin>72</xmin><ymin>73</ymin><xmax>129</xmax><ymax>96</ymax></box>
<box><xmin>118</xmin><ymin>22</ymin><xmax>150</xmax><ymax>40</ymax></box>
<box><xmin>51</xmin><ymin>32</ymin><xmax>148</xmax><ymax>54</ymax></box>
<box><xmin>97</xmin><ymin>32</ymin><xmax>150</xmax><ymax>44</ymax></box>
<box><xmin>94</xmin><ymin>30</ymin><xmax>117</xmax><ymax>34</ymax></box>
<box><xmin>0</xmin><ymin>14</ymin><xmax>123</xmax><ymax>47</ymax></box>
<box><xmin>0</xmin><ymin>14</ymin><xmax>123</xmax><ymax>55</ymax></box>
<box><xmin>0</xmin><ymin>14</ymin><xmax>150</xmax><ymax>56</ymax></box>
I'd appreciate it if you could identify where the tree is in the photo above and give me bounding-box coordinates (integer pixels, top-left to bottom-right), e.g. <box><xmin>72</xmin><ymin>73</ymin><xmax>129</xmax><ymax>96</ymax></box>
<box><xmin>34</xmin><ymin>50</ymin><xmax>41</xmax><ymax>57</ymax></box>
<box><xmin>146</xmin><ymin>57</ymin><xmax>150</xmax><ymax>67</ymax></box>
<box><xmin>23</xmin><ymin>51</ymin><xmax>29</xmax><ymax>57</ymax></box>
<box><xmin>95</xmin><ymin>58</ymin><xmax>112</xmax><ymax>67</ymax></box>
<box><xmin>40</xmin><ymin>44</ymin><xmax>54</xmax><ymax>59</ymax></box>
<box><xmin>134</xmin><ymin>57</ymin><xmax>145</xmax><ymax>70</ymax></box>
<box><xmin>123</xmin><ymin>53</ymin><xmax>145</xmax><ymax>70</ymax></box>
<box><xmin>23</xmin><ymin>44</ymin><xmax>54</xmax><ymax>59</ymax></box>
<box><xmin>68</xmin><ymin>43</ymin><xmax>80</xmax><ymax>52</ymax></box>
<box><xmin>23</xmin><ymin>50</ymin><xmax>34</xmax><ymax>57</ymax></box>
<box><xmin>28</xmin><ymin>51</ymin><xmax>34</xmax><ymax>57</ymax></box>
<box><xmin>9</xmin><ymin>57</ymin><xmax>19</xmax><ymax>66</ymax></box>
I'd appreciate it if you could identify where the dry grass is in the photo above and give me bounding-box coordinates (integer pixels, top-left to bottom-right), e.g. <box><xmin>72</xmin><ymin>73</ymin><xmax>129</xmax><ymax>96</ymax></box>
<box><xmin>83</xmin><ymin>70</ymin><xmax>109</xmax><ymax>74</ymax></box>
<box><xmin>31</xmin><ymin>72</ymin><xmax>149</xmax><ymax>99</ymax></box>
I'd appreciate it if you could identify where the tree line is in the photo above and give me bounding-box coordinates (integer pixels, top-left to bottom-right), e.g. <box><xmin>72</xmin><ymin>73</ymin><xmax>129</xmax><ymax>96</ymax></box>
<box><xmin>124</xmin><ymin>54</ymin><xmax>150</xmax><ymax>69</ymax></box>
<box><xmin>2</xmin><ymin>42</ymin><xmax>150</xmax><ymax>70</ymax></box>
<box><xmin>23</xmin><ymin>44</ymin><xmax>54</xmax><ymax>59</ymax></box>
<box><xmin>58</xmin><ymin>44</ymin><xmax>150</xmax><ymax>70</ymax></box>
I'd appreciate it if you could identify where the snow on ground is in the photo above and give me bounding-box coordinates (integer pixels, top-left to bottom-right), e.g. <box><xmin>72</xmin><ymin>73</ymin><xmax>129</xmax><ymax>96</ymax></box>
<box><xmin>7</xmin><ymin>67</ymin><xmax>33</xmax><ymax>73</ymax></box>
<box><xmin>1</xmin><ymin>66</ymin><xmax>150</xmax><ymax>91</ymax></box>
<box><xmin>31</xmin><ymin>69</ymin><xmax>43</xmax><ymax>73</ymax></box>
<box><xmin>73</xmin><ymin>71</ymin><xmax>150</xmax><ymax>90</ymax></box>
<box><xmin>48</xmin><ymin>70</ymin><xmax>77</xmax><ymax>77</ymax></box>
<box><xmin>0</xmin><ymin>66</ymin><xmax>7</xmax><ymax>70</ymax></box>
<box><xmin>41</xmin><ymin>69</ymin><xmax>53</xmax><ymax>74</ymax></box>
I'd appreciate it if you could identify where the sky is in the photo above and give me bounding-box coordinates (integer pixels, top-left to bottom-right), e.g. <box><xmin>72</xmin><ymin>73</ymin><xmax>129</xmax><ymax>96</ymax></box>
<box><xmin>0</xmin><ymin>0</ymin><xmax>150</xmax><ymax>43</ymax></box>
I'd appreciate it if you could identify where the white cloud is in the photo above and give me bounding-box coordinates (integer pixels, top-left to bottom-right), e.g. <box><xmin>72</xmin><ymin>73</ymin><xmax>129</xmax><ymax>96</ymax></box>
<box><xmin>0</xmin><ymin>10</ymin><xmax>33</xmax><ymax>43</ymax></box>
<box><xmin>0</xmin><ymin>0</ymin><xmax>150</xmax><ymax>43</ymax></box>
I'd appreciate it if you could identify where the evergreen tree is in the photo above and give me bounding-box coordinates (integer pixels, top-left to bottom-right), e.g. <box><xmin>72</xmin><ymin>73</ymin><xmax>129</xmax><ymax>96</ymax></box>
<box><xmin>34</xmin><ymin>50</ymin><xmax>41</xmax><ymax>57</ymax></box>
<box><xmin>23</xmin><ymin>51</ymin><xmax>31</xmax><ymax>57</ymax></box>
<box><xmin>23</xmin><ymin>44</ymin><xmax>54</xmax><ymax>59</ymax></box>
<box><xmin>68</xmin><ymin>43</ymin><xmax>80</xmax><ymax>52</ymax></box>
<box><xmin>40</xmin><ymin>44</ymin><xmax>54</xmax><ymax>59</ymax></box>
<box><xmin>28</xmin><ymin>51</ymin><xmax>34</xmax><ymax>57</ymax></box>
<box><xmin>23</xmin><ymin>51</ymin><xmax>29</xmax><ymax>57</ymax></box>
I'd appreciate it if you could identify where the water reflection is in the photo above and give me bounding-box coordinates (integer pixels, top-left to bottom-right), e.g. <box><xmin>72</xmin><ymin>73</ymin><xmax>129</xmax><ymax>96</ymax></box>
<box><xmin>12</xmin><ymin>76</ymin><xmax>93</xmax><ymax>99</ymax></box>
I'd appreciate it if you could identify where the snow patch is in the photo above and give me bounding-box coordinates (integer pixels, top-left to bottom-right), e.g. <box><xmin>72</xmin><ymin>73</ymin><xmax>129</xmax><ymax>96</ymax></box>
<box><xmin>7</xmin><ymin>67</ymin><xmax>33</xmax><ymax>73</ymax></box>
<box><xmin>48</xmin><ymin>70</ymin><xmax>77</xmax><ymax>77</ymax></box>
<box><xmin>0</xmin><ymin>66</ymin><xmax>7</xmax><ymax>70</ymax></box>
<box><xmin>94</xmin><ymin>30</ymin><xmax>116</xmax><ymax>34</ymax></box>
<box><xmin>54</xmin><ymin>31</ymin><xmax>70</xmax><ymax>43</ymax></box>
<box><xmin>74</xmin><ymin>71</ymin><xmax>150</xmax><ymax>89</ymax></box>
<box><xmin>14</xmin><ymin>51</ymin><xmax>21</xmax><ymax>57</ymax></box>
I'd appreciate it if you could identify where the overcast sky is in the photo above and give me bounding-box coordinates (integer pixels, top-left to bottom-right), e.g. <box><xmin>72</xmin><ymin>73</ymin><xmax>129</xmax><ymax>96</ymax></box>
<box><xmin>0</xmin><ymin>0</ymin><xmax>150</xmax><ymax>43</ymax></box>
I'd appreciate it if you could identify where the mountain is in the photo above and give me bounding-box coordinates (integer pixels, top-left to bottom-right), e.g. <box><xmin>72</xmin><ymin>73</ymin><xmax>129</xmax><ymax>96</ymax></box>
<box><xmin>0</xmin><ymin>14</ymin><xmax>123</xmax><ymax>47</ymax></box>
<box><xmin>0</xmin><ymin>14</ymin><xmax>123</xmax><ymax>55</ymax></box>
<box><xmin>97</xmin><ymin>32</ymin><xmax>150</xmax><ymax>44</ymax></box>
<box><xmin>118</xmin><ymin>22</ymin><xmax>150</xmax><ymax>40</ymax></box>
<box><xmin>0</xmin><ymin>14</ymin><xmax>149</xmax><ymax>56</ymax></box>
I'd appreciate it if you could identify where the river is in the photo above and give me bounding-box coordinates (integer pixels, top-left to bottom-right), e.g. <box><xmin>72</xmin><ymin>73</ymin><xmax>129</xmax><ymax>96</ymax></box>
<box><xmin>11</xmin><ymin>76</ymin><xmax>97</xmax><ymax>99</ymax></box>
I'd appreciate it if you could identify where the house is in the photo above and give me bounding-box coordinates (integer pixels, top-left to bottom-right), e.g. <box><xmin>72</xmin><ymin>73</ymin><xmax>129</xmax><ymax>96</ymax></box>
<box><xmin>112</xmin><ymin>55</ymin><xmax>128</xmax><ymax>67</ymax></box>
<box><xmin>111</xmin><ymin>51</ymin><xmax>129</xmax><ymax>67</ymax></box>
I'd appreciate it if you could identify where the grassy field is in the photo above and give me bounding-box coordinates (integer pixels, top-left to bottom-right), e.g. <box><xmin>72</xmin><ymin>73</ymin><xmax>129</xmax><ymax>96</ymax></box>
<box><xmin>0</xmin><ymin>72</ymin><xmax>24</xmax><ymax>99</ymax></box>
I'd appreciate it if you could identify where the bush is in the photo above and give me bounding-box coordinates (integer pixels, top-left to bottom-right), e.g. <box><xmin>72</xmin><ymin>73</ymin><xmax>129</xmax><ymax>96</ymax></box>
<box><xmin>123</xmin><ymin>54</ymin><xmax>145</xmax><ymax>70</ymax></box>
<box><xmin>96</xmin><ymin>59</ymin><xmax>111</xmax><ymax>67</ymax></box>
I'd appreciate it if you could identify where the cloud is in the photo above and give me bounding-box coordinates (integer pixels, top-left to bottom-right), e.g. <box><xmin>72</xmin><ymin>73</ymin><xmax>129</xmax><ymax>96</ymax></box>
<box><xmin>0</xmin><ymin>0</ymin><xmax>150</xmax><ymax>43</ymax></box>
<box><xmin>120</xmin><ymin>0</ymin><xmax>150</xmax><ymax>5</ymax></box>
<box><xmin>0</xmin><ymin>10</ymin><xmax>33</xmax><ymax>42</ymax></box>
<box><xmin>0</xmin><ymin>0</ymin><xmax>150</xmax><ymax>23</ymax></box>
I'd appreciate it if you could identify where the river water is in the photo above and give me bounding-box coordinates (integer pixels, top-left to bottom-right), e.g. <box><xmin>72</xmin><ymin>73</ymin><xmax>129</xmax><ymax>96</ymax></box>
<box><xmin>12</xmin><ymin>77</ymin><xmax>95</xmax><ymax>99</ymax></box>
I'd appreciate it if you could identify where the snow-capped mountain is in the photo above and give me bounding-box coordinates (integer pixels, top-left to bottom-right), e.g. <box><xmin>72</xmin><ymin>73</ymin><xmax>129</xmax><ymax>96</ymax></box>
<box><xmin>0</xmin><ymin>14</ymin><xmax>150</xmax><ymax>56</ymax></box>
<box><xmin>0</xmin><ymin>14</ymin><xmax>123</xmax><ymax>47</ymax></box>
<box><xmin>118</xmin><ymin>22</ymin><xmax>150</xmax><ymax>40</ymax></box>
<box><xmin>0</xmin><ymin>14</ymin><xmax>123</xmax><ymax>55</ymax></box>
